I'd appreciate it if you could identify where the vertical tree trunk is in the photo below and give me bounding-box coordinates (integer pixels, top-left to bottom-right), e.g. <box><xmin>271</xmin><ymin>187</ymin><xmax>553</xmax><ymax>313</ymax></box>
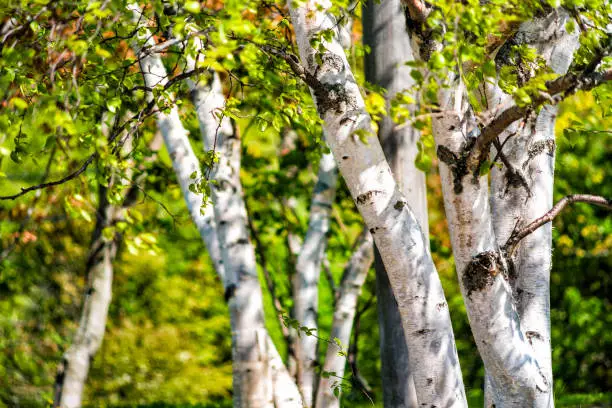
<box><xmin>363</xmin><ymin>0</ymin><xmax>425</xmax><ymax>406</ymax></box>
<box><xmin>431</xmin><ymin>77</ymin><xmax>548</xmax><ymax>406</ymax></box>
<box><xmin>315</xmin><ymin>230</ymin><xmax>373</xmax><ymax>408</ymax></box>
<box><xmin>288</xmin><ymin>2</ymin><xmax>467</xmax><ymax>406</ymax></box>
<box><xmin>210</xmin><ymin>122</ymin><xmax>274</xmax><ymax>407</ymax></box>
<box><xmin>487</xmin><ymin>10</ymin><xmax>579</xmax><ymax>407</ymax></box>
<box><xmin>293</xmin><ymin>151</ymin><xmax>338</xmax><ymax>406</ymax></box>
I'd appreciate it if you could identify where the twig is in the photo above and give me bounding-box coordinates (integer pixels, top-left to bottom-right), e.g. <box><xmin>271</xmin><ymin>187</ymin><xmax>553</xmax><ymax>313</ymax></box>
<box><xmin>323</xmin><ymin>255</ymin><xmax>339</xmax><ymax>305</ymax></box>
<box><xmin>503</xmin><ymin>194</ymin><xmax>612</xmax><ymax>255</ymax></box>
<box><xmin>0</xmin><ymin>154</ymin><xmax>97</xmax><ymax>200</ymax></box>
<box><xmin>348</xmin><ymin>298</ymin><xmax>374</xmax><ymax>403</ymax></box>
<box><xmin>469</xmin><ymin>68</ymin><xmax>612</xmax><ymax>173</ymax></box>
<box><xmin>244</xmin><ymin>199</ymin><xmax>291</xmax><ymax>342</ymax></box>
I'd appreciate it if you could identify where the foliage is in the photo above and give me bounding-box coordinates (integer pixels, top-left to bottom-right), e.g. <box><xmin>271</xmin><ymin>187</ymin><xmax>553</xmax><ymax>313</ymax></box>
<box><xmin>0</xmin><ymin>0</ymin><xmax>610</xmax><ymax>406</ymax></box>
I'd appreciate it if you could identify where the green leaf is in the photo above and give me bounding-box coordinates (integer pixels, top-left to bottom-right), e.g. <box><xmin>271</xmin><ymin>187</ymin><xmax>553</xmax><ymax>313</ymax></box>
<box><xmin>11</xmin><ymin>97</ymin><xmax>28</xmax><ymax>110</ymax></box>
<box><xmin>184</xmin><ymin>1</ymin><xmax>201</xmax><ymax>13</ymax></box>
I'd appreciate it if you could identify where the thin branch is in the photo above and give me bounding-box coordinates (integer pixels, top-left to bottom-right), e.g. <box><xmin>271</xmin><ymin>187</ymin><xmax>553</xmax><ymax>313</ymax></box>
<box><xmin>138</xmin><ymin>28</ymin><xmax>214</xmax><ymax>55</ymax></box>
<box><xmin>503</xmin><ymin>194</ymin><xmax>612</xmax><ymax>255</ymax></box>
<box><xmin>244</xmin><ymin>199</ymin><xmax>291</xmax><ymax>342</ymax></box>
<box><xmin>0</xmin><ymin>154</ymin><xmax>97</xmax><ymax>200</ymax></box>
<box><xmin>469</xmin><ymin>68</ymin><xmax>612</xmax><ymax>172</ymax></box>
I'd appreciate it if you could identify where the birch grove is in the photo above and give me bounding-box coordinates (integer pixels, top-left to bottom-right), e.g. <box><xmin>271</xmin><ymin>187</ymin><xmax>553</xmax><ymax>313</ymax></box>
<box><xmin>1</xmin><ymin>0</ymin><xmax>611</xmax><ymax>407</ymax></box>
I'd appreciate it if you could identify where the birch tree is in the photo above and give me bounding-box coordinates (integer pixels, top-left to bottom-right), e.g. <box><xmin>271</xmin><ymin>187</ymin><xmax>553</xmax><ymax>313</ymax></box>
<box><xmin>130</xmin><ymin>6</ymin><xmax>303</xmax><ymax>406</ymax></box>
<box><xmin>287</xmin><ymin>1</ymin><xmax>468</xmax><ymax>406</ymax></box>
<box><xmin>2</xmin><ymin>0</ymin><xmax>611</xmax><ymax>407</ymax></box>
<box><xmin>53</xmin><ymin>123</ymin><xmax>161</xmax><ymax>408</ymax></box>
<box><xmin>315</xmin><ymin>230</ymin><xmax>373</xmax><ymax>408</ymax></box>
<box><xmin>363</xmin><ymin>0</ymin><xmax>426</xmax><ymax>405</ymax></box>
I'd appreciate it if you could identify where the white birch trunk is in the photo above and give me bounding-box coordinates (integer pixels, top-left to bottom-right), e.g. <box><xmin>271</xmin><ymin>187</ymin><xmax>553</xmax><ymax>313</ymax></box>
<box><xmin>210</xmin><ymin>127</ymin><xmax>273</xmax><ymax>407</ymax></box>
<box><xmin>293</xmin><ymin>151</ymin><xmax>338</xmax><ymax>406</ymax></box>
<box><xmin>53</xmin><ymin>118</ymin><xmax>143</xmax><ymax>408</ymax></box>
<box><xmin>315</xmin><ymin>231</ymin><xmax>373</xmax><ymax>408</ymax></box>
<box><xmin>363</xmin><ymin>0</ymin><xmax>425</xmax><ymax>405</ymax></box>
<box><xmin>288</xmin><ymin>2</ymin><xmax>467</xmax><ymax>406</ymax></box>
<box><xmin>431</xmin><ymin>76</ymin><xmax>550</xmax><ymax>405</ymax></box>
<box><xmin>187</xmin><ymin>67</ymin><xmax>230</xmax><ymax>285</ymax></box>
<box><xmin>487</xmin><ymin>10</ymin><xmax>579</xmax><ymax>407</ymax></box>
<box><xmin>130</xmin><ymin>9</ymin><xmax>302</xmax><ymax>405</ymax></box>
<box><xmin>186</xmin><ymin>52</ymin><xmax>302</xmax><ymax>408</ymax></box>
<box><xmin>53</xmin><ymin>186</ymin><xmax>116</xmax><ymax>408</ymax></box>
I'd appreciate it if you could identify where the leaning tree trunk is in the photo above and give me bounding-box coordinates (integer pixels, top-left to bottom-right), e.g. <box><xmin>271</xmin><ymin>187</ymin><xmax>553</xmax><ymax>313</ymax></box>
<box><xmin>130</xmin><ymin>8</ymin><xmax>302</xmax><ymax>405</ymax></box>
<box><xmin>288</xmin><ymin>1</ymin><xmax>467</xmax><ymax>406</ymax></box>
<box><xmin>432</xmin><ymin>82</ymin><xmax>547</xmax><ymax>406</ymax></box>
<box><xmin>293</xmin><ymin>150</ymin><xmax>338</xmax><ymax>406</ymax></box>
<box><xmin>315</xmin><ymin>230</ymin><xmax>373</xmax><ymax>408</ymax></box>
<box><xmin>52</xmin><ymin>117</ymin><xmax>150</xmax><ymax>408</ymax></box>
<box><xmin>186</xmin><ymin>55</ymin><xmax>302</xmax><ymax>408</ymax></box>
<box><xmin>53</xmin><ymin>185</ymin><xmax>116</xmax><ymax>408</ymax></box>
<box><xmin>53</xmin><ymin>166</ymin><xmax>145</xmax><ymax>408</ymax></box>
<box><xmin>487</xmin><ymin>10</ymin><xmax>579</xmax><ymax>407</ymax></box>
<box><xmin>363</xmin><ymin>0</ymin><xmax>425</xmax><ymax>405</ymax></box>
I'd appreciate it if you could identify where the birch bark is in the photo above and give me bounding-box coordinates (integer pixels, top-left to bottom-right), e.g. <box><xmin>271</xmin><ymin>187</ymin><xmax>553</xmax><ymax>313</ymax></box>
<box><xmin>431</xmin><ymin>84</ymin><xmax>548</xmax><ymax>405</ymax></box>
<box><xmin>293</xmin><ymin>151</ymin><xmax>338</xmax><ymax>406</ymax></box>
<box><xmin>53</xmin><ymin>185</ymin><xmax>117</xmax><ymax>408</ymax></box>
<box><xmin>186</xmin><ymin>54</ymin><xmax>303</xmax><ymax>408</ymax></box>
<box><xmin>288</xmin><ymin>2</ymin><xmax>467</xmax><ymax>406</ymax></box>
<box><xmin>130</xmin><ymin>9</ymin><xmax>302</xmax><ymax>405</ymax></box>
<box><xmin>52</xmin><ymin>121</ymin><xmax>148</xmax><ymax>408</ymax></box>
<box><xmin>408</xmin><ymin>12</ymin><xmax>574</xmax><ymax>405</ymax></box>
<box><xmin>363</xmin><ymin>0</ymin><xmax>425</xmax><ymax>405</ymax></box>
<box><xmin>315</xmin><ymin>231</ymin><xmax>373</xmax><ymax>408</ymax></box>
<box><xmin>487</xmin><ymin>10</ymin><xmax>579</xmax><ymax>407</ymax></box>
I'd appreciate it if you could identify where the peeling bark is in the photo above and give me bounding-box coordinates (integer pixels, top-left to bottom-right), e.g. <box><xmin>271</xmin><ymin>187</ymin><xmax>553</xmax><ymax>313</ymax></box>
<box><xmin>363</xmin><ymin>0</ymin><xmax>425</xmax><ymax>405</ymax></box>
<box><xmin>315</xmin><ymin>231</ymin><xmax>373</xmax><ymax>408</ymax></box>
<box><xmin>288</xmin><ymin>1</ymin><xmax>467</xmax><ymax>406</ymax></box>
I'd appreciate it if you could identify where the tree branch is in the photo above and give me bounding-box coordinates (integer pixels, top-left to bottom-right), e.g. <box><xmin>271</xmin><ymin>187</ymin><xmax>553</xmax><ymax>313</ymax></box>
<box><xmin>244</xmin><ymin>200</ymin><xmax>291</xmax><ymax>342</ymax></box>
<box><xmin>0</xmin><ymin>154</ymin><xmax>97</xmax><ymax>200</ymax></box>
<box><xmin>503</xmin><ymin>194</ymin><xmax>612</xmax><ymax>255</ymax></box>
<box><xmin>469</xmin><ymin>68</ymin><xmax>612</xmax><ymax>171</ymax></box>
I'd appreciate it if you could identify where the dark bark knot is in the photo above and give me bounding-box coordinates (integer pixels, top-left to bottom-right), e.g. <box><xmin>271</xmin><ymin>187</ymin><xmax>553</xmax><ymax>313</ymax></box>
<box><xmin>462</xmin><ymin>251</ymin><xmax>506</xmax><ymax>298</ymax></box>
<box><xmin>369</xmin><ymin>226</ymin><xmax>385</xmax><ymax>234</ymax></box>
<box><xmin>415</xmin><ymin>328</ymin><xmax>432</xmax><ymax>336</ymax></box>
<box><xmin>313</xmin><ymin>81</ymin><xmax>355</xmax><ymax>116</ymax></box>
<box><xmin>227</xmin><ymin>238</ymin><xmax>249</xmax><ymax>248</ymax></box>
<box><xmin>394</xmin><ymin>200</ymin><xmax>406</xmax><ymax>210</ymax></box>
<box><xmin>309</xmin><ymin>51</ymin><xmax>358</xmax><ymax>116</ymax></box>
<box><xmin>356</xmin><ymin>190</ymin><xmax>384</xmax><ymax>205</ymax></box>
<box><xmin>436</xmin><ymin>139</ymin><xmax>477</xmax><ymax>194</ymax></box>
<box><xmin>526</xmin><ymin>331</ymin><xmax>544</xmax><ymax>345</ymax></box>
<box><xmin>522</xmin><ymin>139</ymin><xmax>555</xmax><ymax>169</ymax></box>
<box><xmin>224</xmin><ymin>283</ymin><xmax>236</xmax><ymax>302</ymax></box>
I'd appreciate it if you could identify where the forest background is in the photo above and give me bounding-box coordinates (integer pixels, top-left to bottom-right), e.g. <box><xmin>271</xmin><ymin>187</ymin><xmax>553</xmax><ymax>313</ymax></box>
<box><xmin>0</xmin><ymin>0</ymin><xmax>610</xmax><ymax>407</ymax></box>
